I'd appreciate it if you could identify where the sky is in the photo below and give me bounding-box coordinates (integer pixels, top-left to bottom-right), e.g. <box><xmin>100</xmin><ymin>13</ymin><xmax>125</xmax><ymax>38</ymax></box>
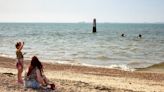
<box><xmin>0</xmin><ymin>0</ymin><xmax>164</xmax><ymax>23</ymax></box>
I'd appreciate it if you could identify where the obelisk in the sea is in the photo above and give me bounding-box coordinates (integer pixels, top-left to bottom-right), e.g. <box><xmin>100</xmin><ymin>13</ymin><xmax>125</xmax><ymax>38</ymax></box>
<box><xmin>92</xmin><ymin>18</ymin><xmax>97</xmax><ymax>33</ymax></box>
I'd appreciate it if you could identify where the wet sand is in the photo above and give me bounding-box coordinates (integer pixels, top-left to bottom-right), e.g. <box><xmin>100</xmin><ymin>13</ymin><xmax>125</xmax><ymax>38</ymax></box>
<box><xmin>0</xmin><ymin>56</ymin><xmax>164</xmax><ymax>92</ymax></box>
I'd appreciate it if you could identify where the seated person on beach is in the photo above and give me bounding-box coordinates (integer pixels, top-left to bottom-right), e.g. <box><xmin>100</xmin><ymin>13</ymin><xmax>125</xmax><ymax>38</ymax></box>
<box><xmin>25</xmin><ymin>56</ymin><xmax>55</xmax><ymax>90</ymax></box>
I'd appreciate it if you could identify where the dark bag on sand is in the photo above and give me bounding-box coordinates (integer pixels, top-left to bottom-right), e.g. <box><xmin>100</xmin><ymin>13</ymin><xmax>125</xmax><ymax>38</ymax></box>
<box><xmin>42</xmin><ymin>84</ymin><xmax>55</xmax><ymax>90</ymax></box>
<box><xmin>50</xmin><ymin>84</ymin><xmax>55</xmax><ymax>90</ymax></box>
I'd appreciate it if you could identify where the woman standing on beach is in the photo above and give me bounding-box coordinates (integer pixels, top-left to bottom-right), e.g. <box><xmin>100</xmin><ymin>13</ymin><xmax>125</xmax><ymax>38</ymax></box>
<box><xmin>15</xmin><ymin>41</ymin><xmax>24</xmax><ymax>84</ymax></box>
<box><xmin>25</xmin><ymin>56</ymin><xmax>55</xmax><ymax>90</ymax></box>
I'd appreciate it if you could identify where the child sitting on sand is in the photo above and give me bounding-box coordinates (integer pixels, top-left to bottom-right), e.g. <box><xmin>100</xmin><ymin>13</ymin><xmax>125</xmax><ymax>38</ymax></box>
<box><xmin>15</xmin><ymin>41</ymin><xmax>24</xmax><ymax>84</ymax></box>
<box><xmin>25</xmin><ymin>56</ymin><xmax>55</xmax><ymax>90</ymax></box>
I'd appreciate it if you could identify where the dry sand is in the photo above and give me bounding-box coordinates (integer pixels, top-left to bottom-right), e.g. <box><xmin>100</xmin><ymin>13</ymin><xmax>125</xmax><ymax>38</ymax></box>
<box><xmin>0</xmin><ymin>56</ymin><xmax>164</xmax><ymax>92</ymax></box>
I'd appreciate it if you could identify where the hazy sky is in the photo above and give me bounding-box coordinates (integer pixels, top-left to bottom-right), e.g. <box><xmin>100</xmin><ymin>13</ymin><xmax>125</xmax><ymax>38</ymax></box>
<box><xmin>0</xmin><ymin>0</ymin><xmax>164</xmax><ymax>23</ymax></box>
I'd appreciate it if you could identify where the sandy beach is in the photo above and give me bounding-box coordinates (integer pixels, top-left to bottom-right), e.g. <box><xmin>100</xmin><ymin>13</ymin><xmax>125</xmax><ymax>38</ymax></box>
<box><xmin>0</xmin><ymin>56</ymin><xmax>164</xmax><ymax>92</ymax></box>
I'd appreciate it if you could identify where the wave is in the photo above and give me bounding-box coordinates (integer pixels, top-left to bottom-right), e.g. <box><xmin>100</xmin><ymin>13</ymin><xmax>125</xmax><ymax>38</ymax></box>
<box><xmin>96</xmin><ymin>56</ymin><xmax>111</xmax><ymax>60</ymax></box>
<box><xmin>0</xmin><ymin>53</ymin><xmax>15</xmax><ymax>59</ymax></box>
<box><xmin>53</xmin><ymin>61</ymin><xmax>135</xmax><ymax>72</ymax></box>
<box><xmin>144</xmin><ymin>62</ymin><xmax>164</xmax><ymax>69</ymax></box>
<box><xmin>107</xmin><ymin>64</ymin><xmax>135</xmax><ymax>71</ymax></box>
<box><xmin>128</xmin><ymin>61</ymin><xmax>153</xmax><ymax>68</ymax></box>
<box><xmin>135</xmin><ymin>62</ymin><xmax>164</xmax><ymax>72</ymax></box>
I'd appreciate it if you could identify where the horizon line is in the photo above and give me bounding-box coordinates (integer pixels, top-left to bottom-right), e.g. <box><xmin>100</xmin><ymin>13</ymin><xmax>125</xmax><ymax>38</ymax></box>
<box><xmin>0</xmin><ymin>21</ymin><xmax>164</xmax><ymax>24</ymax></box>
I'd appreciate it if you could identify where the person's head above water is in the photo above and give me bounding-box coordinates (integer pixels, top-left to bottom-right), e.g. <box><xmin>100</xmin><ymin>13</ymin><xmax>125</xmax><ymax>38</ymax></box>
<box><xmin>139</xmin><ymin>34</ymin><xmax>142</xmax><ymax>38</ymax></box>
<box><xmin>121</xmin><ymin>34</ymin><xmax>125</xmax><ymax>37</ymax></box>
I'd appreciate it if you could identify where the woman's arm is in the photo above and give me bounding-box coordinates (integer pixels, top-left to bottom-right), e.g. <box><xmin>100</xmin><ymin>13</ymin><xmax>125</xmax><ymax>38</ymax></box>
<box><xmin>36</xmin><ymin>69</ymin><xmax>55</xmax><ymax>90</ymax></box>
<box><xmin>36</xmin><ymin>69</ymin><xmax>46</xmax><ymax>85</ymax></box>
<box><xmin>42</xmin><ymin>75</ymin><xmax>49</xmax><ymax>84</ymax></box>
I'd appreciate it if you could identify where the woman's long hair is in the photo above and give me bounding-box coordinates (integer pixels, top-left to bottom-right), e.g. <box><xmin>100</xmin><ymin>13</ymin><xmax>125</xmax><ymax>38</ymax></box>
<box><xmin>27</xmin><ymin>56</ymin><xmax>43</xmax><ymax>76</ymax></box>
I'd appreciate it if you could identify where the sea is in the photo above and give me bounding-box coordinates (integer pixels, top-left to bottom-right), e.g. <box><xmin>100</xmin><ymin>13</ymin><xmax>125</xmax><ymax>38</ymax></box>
<box><xmin>0</xmin><ymin>23</ymin><xmax>164</xmax><ymax>71</ymax></box>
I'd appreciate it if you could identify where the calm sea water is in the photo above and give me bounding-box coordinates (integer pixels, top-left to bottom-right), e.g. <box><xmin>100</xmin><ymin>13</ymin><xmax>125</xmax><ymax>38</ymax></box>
<box><xmin>0</xmin><ymin>23</ymin><xmax>164</xmax><ymax>70</ymax></box>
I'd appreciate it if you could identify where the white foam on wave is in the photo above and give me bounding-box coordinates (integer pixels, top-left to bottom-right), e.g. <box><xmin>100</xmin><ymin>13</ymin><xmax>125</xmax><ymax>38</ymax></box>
<box><xmin>0</xmin><ymin>53</ymin><xmax>15</xmax><ymax>59</ymax></box>
<box><xmin>80</xmin><ymin>63</ymin><xmax>135</xmax><ymax>71</ymax></box>
<box><xmin>40</xmin><ymin>59</ymin><xmax>136</xmax><ymax>72</ymax></box>
<box><xmin>108</xmin><ymin>64</ymin><xmax>135</xmax><ymax>71</ymax></box>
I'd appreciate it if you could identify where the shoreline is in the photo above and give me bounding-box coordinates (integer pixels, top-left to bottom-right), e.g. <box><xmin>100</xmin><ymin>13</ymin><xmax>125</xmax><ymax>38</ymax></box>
<box><xmin>0</xmin><ymin>56</ymin><xmax>164</xmax><ymax>80</ymax></box>
<box><xmin>0</xmin><ymin>56</ymin><xmax>164</xmax><ymax>92</ymax></box>
<box><xmin>1</xmin><ymin>55</ymin><xmax>164</xmax><ymax>72</ymax></box>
